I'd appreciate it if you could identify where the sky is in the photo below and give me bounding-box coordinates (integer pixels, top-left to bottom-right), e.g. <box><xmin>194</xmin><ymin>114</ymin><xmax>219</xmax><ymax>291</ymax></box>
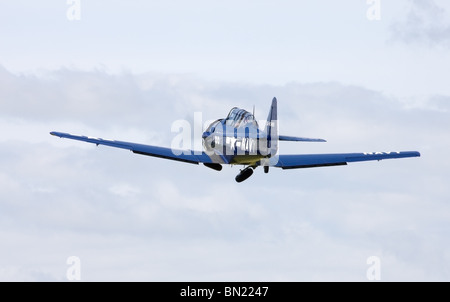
<box><xmin>0</xmin><ymin>0</ymin><xmax>449</xmax><ymax>281</ymax></box>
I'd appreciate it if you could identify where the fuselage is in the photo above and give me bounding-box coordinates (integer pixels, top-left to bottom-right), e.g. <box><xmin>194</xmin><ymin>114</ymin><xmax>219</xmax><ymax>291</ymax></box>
<box><xmin>201</xmin><ymin>107</ymin><xmax>272</xmax><ymax>165</ymax></box>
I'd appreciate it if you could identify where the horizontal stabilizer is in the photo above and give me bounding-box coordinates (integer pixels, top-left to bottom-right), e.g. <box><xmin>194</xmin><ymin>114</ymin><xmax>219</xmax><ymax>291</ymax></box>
<box><xmin>279</xmin><ymin>135</ymin><xmax>327</xmax><ymax>142</ymax></box>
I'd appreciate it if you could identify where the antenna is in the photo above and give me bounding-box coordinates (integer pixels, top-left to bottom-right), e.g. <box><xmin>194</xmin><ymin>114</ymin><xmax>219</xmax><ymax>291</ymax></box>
<box><xmin>252</xmin><ymin>105</ymin><xmax>255</xmax><ymax>117</ymax></box>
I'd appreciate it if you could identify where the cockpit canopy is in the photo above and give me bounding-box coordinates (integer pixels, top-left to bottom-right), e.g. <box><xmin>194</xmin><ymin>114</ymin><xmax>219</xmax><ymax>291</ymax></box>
<box><xmin>225</xmin><ymin>107</ymin><xmax>258</xmax><ymax>128</ymax></box>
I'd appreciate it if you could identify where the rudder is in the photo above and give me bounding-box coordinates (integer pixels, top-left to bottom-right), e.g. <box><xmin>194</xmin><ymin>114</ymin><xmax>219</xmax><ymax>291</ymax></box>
<box><xmin>264</xmin><ymin>97</ymin><xmax>278</xmax><ymax>156</ymax></box>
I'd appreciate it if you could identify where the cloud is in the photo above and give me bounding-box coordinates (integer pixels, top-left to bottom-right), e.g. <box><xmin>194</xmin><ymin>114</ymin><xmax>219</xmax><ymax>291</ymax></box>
<box><xmin>390</xmin><ymin>0</ymin><xmax>450</xmax><ymax>47</ymax></box>
<box><xmin>0</xmin><ymin>66</ymin><xmax>449</xmax><ymax>281</ymax></box>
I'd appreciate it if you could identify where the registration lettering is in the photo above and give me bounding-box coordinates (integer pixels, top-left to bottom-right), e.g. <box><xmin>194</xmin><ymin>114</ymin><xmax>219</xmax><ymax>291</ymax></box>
<box><xmin>363</xmin><ymin>151</ymin><xmax>401</xmax><ymax>155</ymax></box>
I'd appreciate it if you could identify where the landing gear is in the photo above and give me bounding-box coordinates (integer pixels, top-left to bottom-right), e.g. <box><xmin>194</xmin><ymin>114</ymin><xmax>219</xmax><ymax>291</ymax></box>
<box><xmin>235</xmin><ymin>167</ymin><xmax>254</xmax><ymax>183</ymax></box>
<box><xmin>264</xmin><ymin>166</ymin><xmax>269</xmax><ymax>174</ymax></box>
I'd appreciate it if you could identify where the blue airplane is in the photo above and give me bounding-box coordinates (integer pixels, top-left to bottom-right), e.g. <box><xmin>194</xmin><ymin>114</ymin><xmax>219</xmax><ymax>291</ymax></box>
<box><xmin>50</xmin><ymin>97</ymin><xmax>420</xmax><ymax>183</ymax></box>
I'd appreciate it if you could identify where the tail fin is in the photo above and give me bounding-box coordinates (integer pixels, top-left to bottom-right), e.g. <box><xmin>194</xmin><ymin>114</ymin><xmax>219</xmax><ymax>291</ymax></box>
<box><xmin>264</xmin><ymin>97</ymin><xmax>278</xmax><ymax>156</ymax></box>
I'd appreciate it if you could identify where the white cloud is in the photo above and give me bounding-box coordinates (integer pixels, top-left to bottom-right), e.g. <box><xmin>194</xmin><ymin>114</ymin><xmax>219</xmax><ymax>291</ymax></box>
<box><xmin>390</xmin><ymin>0</ymin><xmax>450</xmax><ymax>47</ymax></box>
<box><xmin>0</xmin><ymin>65</ymin><xmax>449</xmax><ymax>281</ymax></box>
<box><xmin>108</xmin><ymin>183</ymin><xmax>141</xmax><ymax>198</ymax></box>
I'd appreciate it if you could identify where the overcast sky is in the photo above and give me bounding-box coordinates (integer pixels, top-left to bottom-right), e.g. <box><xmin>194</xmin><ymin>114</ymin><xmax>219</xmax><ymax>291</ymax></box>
<box><xmin>1</xmin><ymin>0</ymin><xmax>449</xmax><ymax>281</ymax></box>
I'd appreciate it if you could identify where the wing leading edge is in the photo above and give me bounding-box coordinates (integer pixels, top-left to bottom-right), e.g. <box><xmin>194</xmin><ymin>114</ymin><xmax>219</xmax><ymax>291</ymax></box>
<box><xmin>274</xmin><ymin>151</ymin><xmax>421</xmax><ymax>169</ymax></box>
<box><xmin>49</xmin><ymin>131</ymin><xmax>221</xmax><ymax>165</ymax></box>
<box><xmin>279</xmin><ymin>135</ymin><xmax>326</xmax><ymax>142</ymax></box>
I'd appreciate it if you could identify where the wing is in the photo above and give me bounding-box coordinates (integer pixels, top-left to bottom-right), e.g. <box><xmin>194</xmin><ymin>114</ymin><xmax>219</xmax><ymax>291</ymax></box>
<box><xmin>50</xmin><ymin>131</ymin><xmax>226</xmax><ymax>165</ymax></box>
<box><xmin>279</xmin><ymin>135</ymin><xmax>327</xmax><ymax>142</ymax></box>
<box><xmin>273</xmin><ymin>151</ymin><xmax>420</xmax><ymax>169</ymax></box>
